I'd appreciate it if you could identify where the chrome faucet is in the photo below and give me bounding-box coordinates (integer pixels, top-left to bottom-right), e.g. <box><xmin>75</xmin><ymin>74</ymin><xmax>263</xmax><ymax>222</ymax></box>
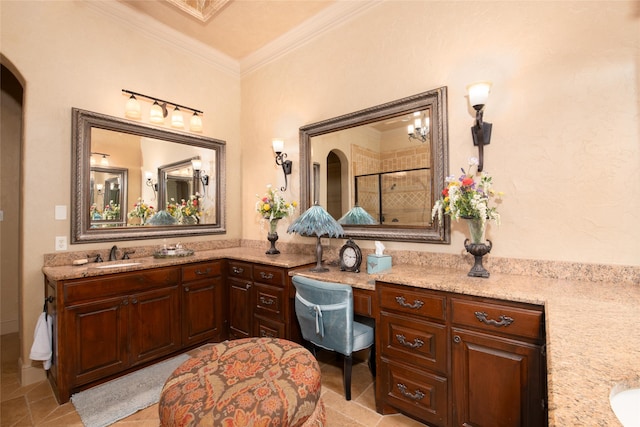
<box><xmin>109</xmin><ymin>245</ymin><xmax>118</xmax><ymax>261</ymax></box>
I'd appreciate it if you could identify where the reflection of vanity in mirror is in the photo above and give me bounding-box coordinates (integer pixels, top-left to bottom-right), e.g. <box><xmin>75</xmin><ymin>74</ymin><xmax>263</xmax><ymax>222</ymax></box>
<box><xmin>72</xmin><ymin>108</ymin><xmax>226</xmax><ymax>243</ymax></box>
<box><xmin>300</xmin><ymin>87</ymin><xmax>449</xmax><ymax>243</ymax></box>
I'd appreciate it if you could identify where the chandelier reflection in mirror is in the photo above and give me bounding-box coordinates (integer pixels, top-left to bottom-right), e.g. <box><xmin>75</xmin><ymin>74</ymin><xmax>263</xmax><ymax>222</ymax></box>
<box><xmin>122</xmin><ymin>89</ymin><xmax>203</xmax><ymax>133</ymax></box>
<box><xmin>407</xmin><ymin>111</ymin><xmax>430</xmax><ymax>143</ymax></box>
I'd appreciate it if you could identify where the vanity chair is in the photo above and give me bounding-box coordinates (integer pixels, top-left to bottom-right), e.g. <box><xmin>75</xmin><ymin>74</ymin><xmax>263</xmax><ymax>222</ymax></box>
<box><xmin>292</xmin><ymin>275</ymin><xmax>375</xmax><ymax>401</ymax></box>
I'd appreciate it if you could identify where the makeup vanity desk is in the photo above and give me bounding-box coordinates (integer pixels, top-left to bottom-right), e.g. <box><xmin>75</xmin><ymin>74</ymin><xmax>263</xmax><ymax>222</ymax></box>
<box><xmin>292</xmin><ymin>263</ymin><xmax>640</xmax><ymax>427</ymax></box>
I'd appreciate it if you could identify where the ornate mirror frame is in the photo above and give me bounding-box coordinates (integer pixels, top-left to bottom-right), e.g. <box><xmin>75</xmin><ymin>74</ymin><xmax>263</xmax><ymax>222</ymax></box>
<box><xmin>71</xmin><ymin>108</ymin><xmax>226</xmax><ymax>243</ymax></box>
<box><xmin>299</xmin><ymin>87</ymin><xmax>450</xmax><ymax>243</ymax></box>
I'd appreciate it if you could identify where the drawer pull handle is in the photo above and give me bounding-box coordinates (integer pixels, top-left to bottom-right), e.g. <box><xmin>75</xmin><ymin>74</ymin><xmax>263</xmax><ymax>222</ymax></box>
<box><xmin>260</xmin><ymin>272</ymin><xmax>274</xmax><ymax>280</ymax></box>
<box><xmin>260</xmin><ymin>296</ymin><xmax>275</xmax><ymax>305</ymax></box>
<box><xmin>261</xmin><ymin>330</ymin><xmax>276</xmax><ymax>338</ymax></box>
<box><xmin>396</xmin><ymin>334</ymin><xmax>424</xmax><ymax>349</ymax></box>
<box><xmin>397</xmin><ymin>383</ymin><xmax>425</xmax><ymax>401</ymax></box>
<box><xmin>232</xmin><ymin>267</ymin><xmax>244</xmax><ymax>274</ymax></box>
<box><xmin>475</xmin><ymin>311</ymin><xmax>514</xmax><ymax>327</ymax></box>
<box><xmin>195</xmin><ymin>268</ymin><xmax>211</xmax><ymax>275</ymax></box>
<box><xmin>395</xmin><ymin>296</ymin><xmax>424</xmax><ymax>309</ymax></box>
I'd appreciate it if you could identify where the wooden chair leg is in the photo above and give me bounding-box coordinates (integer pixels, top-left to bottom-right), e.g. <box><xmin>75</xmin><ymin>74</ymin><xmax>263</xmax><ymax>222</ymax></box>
<box><xmin>344</xmin><ymin>354</ymin><xmax>352</xmax><ymax>401</ymax></box>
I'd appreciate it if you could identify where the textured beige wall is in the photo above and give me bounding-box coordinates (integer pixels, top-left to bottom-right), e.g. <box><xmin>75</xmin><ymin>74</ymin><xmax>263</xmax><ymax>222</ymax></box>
<box><xmin>1</xmin><ymin>1</ymin><xmax>241</xmax><ymax>382</ymax></box>
<box><xmin>241</xmin><ymin>1</ymin><xmax>640</xmax><ymax>266</ymax></box>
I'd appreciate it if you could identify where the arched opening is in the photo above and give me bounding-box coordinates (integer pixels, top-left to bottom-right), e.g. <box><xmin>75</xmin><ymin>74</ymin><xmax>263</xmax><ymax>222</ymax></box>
<box><xmin>1</xmin><ymin>63</ymin><xmax>24</xmax><ymax>348</ymax></box>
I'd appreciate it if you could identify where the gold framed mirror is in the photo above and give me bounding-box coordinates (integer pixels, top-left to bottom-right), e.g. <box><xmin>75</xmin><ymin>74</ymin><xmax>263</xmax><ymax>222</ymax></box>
<box><xmin>299</xmin><ymin>87</ymin><xmax>449</xmax><ymax>243</ymax></box>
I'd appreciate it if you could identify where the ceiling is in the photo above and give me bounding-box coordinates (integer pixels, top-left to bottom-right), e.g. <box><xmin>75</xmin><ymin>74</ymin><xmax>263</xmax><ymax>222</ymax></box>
<box><xmin>119</xmin><ymin>0</ymin><xmax>337</xmax><ymax>61</ymax></box>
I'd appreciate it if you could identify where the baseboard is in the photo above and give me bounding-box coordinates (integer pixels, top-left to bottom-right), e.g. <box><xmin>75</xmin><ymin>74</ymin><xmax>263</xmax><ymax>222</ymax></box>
<box><xmin>19</xmin><ymin>356</ymin><xmax>47</xmax><ymax>386</ymax></box>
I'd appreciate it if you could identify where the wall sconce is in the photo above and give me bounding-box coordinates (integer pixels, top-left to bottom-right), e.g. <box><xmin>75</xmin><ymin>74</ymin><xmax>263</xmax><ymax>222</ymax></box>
<box><xmin>407</xmin><ymin>111</ymin><xmax>430</xmax><ymax>143</ymax></box>
<box><xmin>122</xmin><ymin>89</ymin><xmax>203</xmax><ymax>133</ymax></box>
<box><xmin>467</xmin><ymin>82</ymin><xmax>493</xmax><ymax>172</ymax></box>
<box><xmin>145</xmin><ymin>171</ymin><xmax>158</xmax><ymax>200</ymax></box>
<box><xmin>191</xmin><ymin>159</ymin><xmax>209</xmax><ymax>196</ymax></box>
<box><xmin>95</xmin><ymin>183</ymin><xmax>104</xmax><ymax>195</ymax></box>
<box><xmin>272</xmin><ymin>139</ymin><xmax>292</xmax><ymax>192</ymax></box>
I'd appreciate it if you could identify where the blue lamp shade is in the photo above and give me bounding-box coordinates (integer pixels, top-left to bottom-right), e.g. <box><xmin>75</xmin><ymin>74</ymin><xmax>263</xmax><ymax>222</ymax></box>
<box><xmin>338</xmin><ymin>205</ymin><xmax>377</xmax><ymax>225</ymax></box>
<box><xmin>287</xmin><ymin>203</ymin><xmax>344</xmax><ymax>272</ymax></box>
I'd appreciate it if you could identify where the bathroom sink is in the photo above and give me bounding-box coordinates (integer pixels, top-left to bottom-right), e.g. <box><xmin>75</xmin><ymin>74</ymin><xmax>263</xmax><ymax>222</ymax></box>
<box><xmin>610</xmin><ymin>385</ymin><xmax>640</xmax><ymax>426</ymax></box>
<box><xmin>94</xmin><ymin>262</ymin><xmax>141</xmax><ymax>269</ymax></box>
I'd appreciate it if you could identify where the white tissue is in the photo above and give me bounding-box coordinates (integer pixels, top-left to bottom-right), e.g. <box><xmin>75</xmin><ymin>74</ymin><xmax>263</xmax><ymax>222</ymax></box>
<box><xmin>375</xmin><ymin>241</ymin><xmax>385</xmax><ymax>256</ymax></box>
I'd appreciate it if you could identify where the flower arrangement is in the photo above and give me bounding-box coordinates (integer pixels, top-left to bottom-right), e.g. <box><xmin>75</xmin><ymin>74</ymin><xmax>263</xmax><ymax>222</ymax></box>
<box><xmin>165</xmin><ymin>198</ymin><xmax>179</xmax><ymax>217</ymax></box>
<box><xmin>90</xmin><ymin>203</ymin><xmax>102</xmax><ymax>220</ymax></box>
<box><xmin>128</xmin><ymin>198</ymin><xmax>155</xmax><ymax>224</ymax></box>
<box><xmin>103</xmin><ymin>200</ymin><xmax>120</xmax><ymax>220</ymax></box>
<box><xmin>431</xmin><ymin>157</ymin><xmax>503</xmax><ymax>229</ymax></box>
<box><xmin>177</xmin><ymin>194</ymin><xmax>201</xmax><ymax>222</ymax></box>
<box><xmin>256</xmin><ymin>184</ymin><xmax>297</xmax><ymax>222</ymax></box>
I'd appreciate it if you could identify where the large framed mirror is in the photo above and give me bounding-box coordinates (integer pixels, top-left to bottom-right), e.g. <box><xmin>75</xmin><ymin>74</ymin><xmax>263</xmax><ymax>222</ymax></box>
<box><xmin>72</xmin><ymin>108</ymin><xmax>226</xmax><ymax>243</ymax></box>
<box><xmin>299</xmin><ymin>87</ymin><xmax>449</xmax><ymax>243</ymax></box>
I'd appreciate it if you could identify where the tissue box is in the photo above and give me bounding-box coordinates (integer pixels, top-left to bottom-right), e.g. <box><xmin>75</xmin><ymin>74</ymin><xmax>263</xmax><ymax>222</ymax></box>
<box><xmin>367</xmin><ymin>254</ymin><xmax>392</xmax><ymax>274</ymax></box>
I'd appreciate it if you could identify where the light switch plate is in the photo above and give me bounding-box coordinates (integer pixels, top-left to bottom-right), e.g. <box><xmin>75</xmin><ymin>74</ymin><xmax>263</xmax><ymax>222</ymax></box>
<box><xmin>55</xmin><ymin>205</ymin><xmax>67</xmax><ymax>220</ymax></box>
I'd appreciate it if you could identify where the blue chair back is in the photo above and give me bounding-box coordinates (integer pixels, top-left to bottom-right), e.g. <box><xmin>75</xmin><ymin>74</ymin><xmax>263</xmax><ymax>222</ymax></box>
<box><xmin>292</xmin><ymin>275</ymin><xmax>354</xmax><ymax>355</ymax></box>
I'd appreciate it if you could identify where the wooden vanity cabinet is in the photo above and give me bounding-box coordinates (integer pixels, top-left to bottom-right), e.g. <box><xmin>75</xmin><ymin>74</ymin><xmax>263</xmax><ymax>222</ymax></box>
<box><xmin>181</xmin><ymin>261</ymin><xmax>225</xmax><ymax>346</ymax></box>
<box><xmin>48</xmin><ymin>267</ymin><xmax>181</xmax><ymax>403</ymax></box>
<box><xmin>376</xmin><ymin>282</ymin><xmax>547</xmax><ymax>427</ymax></box>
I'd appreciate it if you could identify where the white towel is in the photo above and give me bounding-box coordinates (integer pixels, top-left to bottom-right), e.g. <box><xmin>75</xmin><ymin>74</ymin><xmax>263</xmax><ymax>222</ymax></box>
<box><xmin>30</xmin><ymin>312</ymin><xmax>52</xmax><ymax>370</ymax></box>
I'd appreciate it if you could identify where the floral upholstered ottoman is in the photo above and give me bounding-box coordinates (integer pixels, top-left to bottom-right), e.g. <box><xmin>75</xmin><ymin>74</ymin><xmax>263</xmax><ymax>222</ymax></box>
<box><xmin>159</xmin><ymin>338</ymin><xmax>325</xmax><ymax>426</ymax></box>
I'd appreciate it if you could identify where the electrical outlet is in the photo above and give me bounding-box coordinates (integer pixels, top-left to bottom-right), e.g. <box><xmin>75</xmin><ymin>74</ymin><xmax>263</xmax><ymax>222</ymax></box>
<box><xmin>55</xmin><ymin>236</ymin><xmax>67</xmax><ymax>251</ymax></box>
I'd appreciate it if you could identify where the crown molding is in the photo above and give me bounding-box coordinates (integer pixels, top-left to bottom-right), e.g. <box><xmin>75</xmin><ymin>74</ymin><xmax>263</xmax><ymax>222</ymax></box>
<box><xmin>240</xmin><ymin>0</ymin><xmax>383</xmax><ymax>77</ymax></box>
<box><xmin>85</xmin><ymin>0</ymin><xmax>240</xmax><ymax>77</ymax></box>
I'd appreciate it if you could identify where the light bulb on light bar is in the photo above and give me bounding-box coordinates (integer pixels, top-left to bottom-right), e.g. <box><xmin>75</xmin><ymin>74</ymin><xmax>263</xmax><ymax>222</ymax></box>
<box><xmin>149</xmin><ymin>101</ymin><xmax>165</xmax><ymax>124</ymax></box>
<box><xmin>125</xmin><ymin>95</ymin><xmax>141</xmax><ymax>119</ymax></box>
<box><xmin>171</xmin><ymin>107</ymin><xmax>184</xmax><ymax>129</ymax></box>
<box><xmin>190</xmin><ymin>113</ymin><xmax>203</xmax><ymax>132</ymax></box>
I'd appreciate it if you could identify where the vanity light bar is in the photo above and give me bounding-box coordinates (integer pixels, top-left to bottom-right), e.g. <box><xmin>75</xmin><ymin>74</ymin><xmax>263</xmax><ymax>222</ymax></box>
<box><xmin>121</xmin><ymin>89</ymin><xmax>203</xmax><ymax>131</ymax></box>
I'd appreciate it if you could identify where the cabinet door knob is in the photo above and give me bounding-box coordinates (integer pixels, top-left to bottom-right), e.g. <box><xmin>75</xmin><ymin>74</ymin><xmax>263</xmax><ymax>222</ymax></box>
<box><xmin>131</xmin><ymin>298</ymin><xmax>138</xmax><ymax>304</ymax></box>
<box><xmin>396</xmin><ymin>383</ymin><xmax>425</xmax><ymax>401</ymax></box>
<box><xmin>184</xmin><ymin>287</ymin><xmax>190</xmax><ymax>292</ymax></box>
<box><xmin>122</xmin><ymin>299</ymin><xmax>129</xmax><ymax>306</ymax></box>
<box><xmin>246</xmin><ymin>283</ymin><xmax>252</xmax><ymax>290</ymax></box>
<box><xmin>453</xmin><ymin>335</ymin><xmax>461</xmax><ymax>343</ymax></box>
<box><xmin>395</xmin><ymin>296</ymin><xmax>424</xmax><ymax>309</ymax></box>
<box><xmin>474</xmin><ymin>311</ymin><xmax>514</xmax><ymax>327</ymax></box>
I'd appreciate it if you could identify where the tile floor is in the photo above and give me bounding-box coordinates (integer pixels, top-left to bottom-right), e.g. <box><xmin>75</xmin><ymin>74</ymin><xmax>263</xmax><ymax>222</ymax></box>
<box><xmin>1</xmin><ymin>333</ymin><xmax>425</xmax><ymax>426</ymax></box>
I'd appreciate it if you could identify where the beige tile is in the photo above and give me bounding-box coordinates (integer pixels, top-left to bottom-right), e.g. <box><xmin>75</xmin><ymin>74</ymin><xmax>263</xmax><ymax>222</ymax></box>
<box><xmin>377</xmin><ymin>413</ymin><xmax>430</xmax><ymax>427</ymax></box>
<box><xmin>1</xmin><ymin>395</ymin><xmax>31</xmax><ymax>426</ymax></box>
<box><xmin>321</xmin><ymin>388</ymin><xmax>383</xmax><ymax>426</ymax></box>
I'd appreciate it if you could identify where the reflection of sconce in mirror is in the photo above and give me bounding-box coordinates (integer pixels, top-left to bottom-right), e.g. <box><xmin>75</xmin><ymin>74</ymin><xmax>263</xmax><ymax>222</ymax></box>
<box><xmin>467</xmin><ymin>82</ymin><xmax>493</xmax><ymax>172</ymax></box>
<box><xmin>191</xmin><ymin>159</ymin><xmax>209</xmax><ymax>196</ymax></box>
<box><xmin>407</xmin><ymin>112</ymin><xmax>429</xmax><ymax>143</ymax></box>
<box><xmin>272</xmin><ymin>139</ymin><xmax>292</xmax><ymax>192</ymax></box>
<box><xmin>145</xmin><ymin>171</ymin><xmax>158</xmax><ymax>200</ymax></box>
<box><xmin>91</xmin><ymin>152</ymin><xmax>110</xmax><ymax>166</ymax></box>
<box><xmin>123</xmin><ymin>89</ymin><xmax>203</xmax><ymax>132</ymax></box>
<box><xmin>96</xmin><ymin>183</ymin><xmax>104</xmax><ymax>195</ymax></box>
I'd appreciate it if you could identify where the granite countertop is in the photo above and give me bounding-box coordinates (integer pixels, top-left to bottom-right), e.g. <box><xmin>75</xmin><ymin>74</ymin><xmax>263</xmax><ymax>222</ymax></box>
<box><xmin>294</xmin><ymin>264</ymin><xmax>640</xmax><ymax>426</ymax></box>
<box><xmin>42</xmin><ymin>250</ymin><xmax>639</xmax><ymax>425</ymax></box>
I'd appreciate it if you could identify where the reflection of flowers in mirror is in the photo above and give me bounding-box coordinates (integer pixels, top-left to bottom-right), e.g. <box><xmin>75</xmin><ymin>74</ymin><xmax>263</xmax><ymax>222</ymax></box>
<box><xmin>431</xmin><ymin>157</ymin><xmax>504</xmax><ymax>229</ymax></box>
<box><xmin>166</xmin><ymin>194</ymin><xmax>201</xmax><ymax>224</ymax></box>
<box><xmin>128</xmin><ymin>198</ymin><xmax>155</xmax><ymax>224</ymax></box>
<box><xmin>103</xmin><ymin>201</ymin><xmax>120</xmax><ymax>220</ymax></box>
<box><xmin>256</xmin><ymin>184</ymin><xmax>297</xmax><ymax>222</ymax></box>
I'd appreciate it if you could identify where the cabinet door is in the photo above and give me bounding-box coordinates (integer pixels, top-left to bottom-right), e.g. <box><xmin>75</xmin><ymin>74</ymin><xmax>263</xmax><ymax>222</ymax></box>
<box><xmin>228</xmin><ymin>277</ymin><xmax>253</xmax><ymax>339</ymax></box>
<box><xmin>66</xmin><ymin>296</ymin><xmax>129</xmax><ymax>386</ymax></box>
<box><xmin>129</xmin><ymin>286</ymin><xmax>181</xmax><ymax>365</ymax></box>
<box><xmin>452</xmin><ymin>328</ymin><xmax>545</xmax><ymax>427</ymax></box>
<box><xmin>182</xmin><ymin>276</ymin><xmax>224</xmax><ymax>346</ymax></box>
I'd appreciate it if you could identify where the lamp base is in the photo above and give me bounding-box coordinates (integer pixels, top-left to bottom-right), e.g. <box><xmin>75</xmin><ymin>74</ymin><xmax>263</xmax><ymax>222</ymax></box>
<box><xmin>310</xmin><ymin>236</ymin><xmax>327</xmax><ymax>272</ymax></box>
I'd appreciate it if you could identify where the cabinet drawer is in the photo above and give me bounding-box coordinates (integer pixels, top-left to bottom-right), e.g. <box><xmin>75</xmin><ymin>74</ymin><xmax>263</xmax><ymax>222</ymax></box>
<box><xmin>381</xmin><ymin>359</ymin><xmax>448</xmax><ymax>427</ymax></box>
<box><xmin>378</xmin><ymin>282</ymin><xmax>446</xmax><ymax>321</ymax></box>
<box><xmin>253</xmin><ymin>265</ymin><xmax>284</xmax><ymax>287</ymax></box>
<box><xmin>64</xmin><ymin>267</ymin><xmax>179</xmax><ymax>305</ymax></box>
<box><xmin>227</xmin><ymin>261</ymin><xmax>252</xmax><ymax>280</ymax></box>
<box><xmin>380</xmin><ymin>311</ymin><xmax>447</xmax><ymax>373</ymax></box>
<box><xmin>254</xmin><ymin>315</ymin><xmax>285</xmax><ymax>339</ymax></box>
<box><xmin>254</xmin><ymin>283</ymin><xmax>284</xmax><ymax>320</ymax></box>
<box><xmin>182</xmin><ymin>261</ymin><xmax>221</xmax><ymax>282</ymax></box>
<box><xmin>451</xmin><ymin>298</ymin><xmax>543</xmax><ymax>340</ymax></box>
